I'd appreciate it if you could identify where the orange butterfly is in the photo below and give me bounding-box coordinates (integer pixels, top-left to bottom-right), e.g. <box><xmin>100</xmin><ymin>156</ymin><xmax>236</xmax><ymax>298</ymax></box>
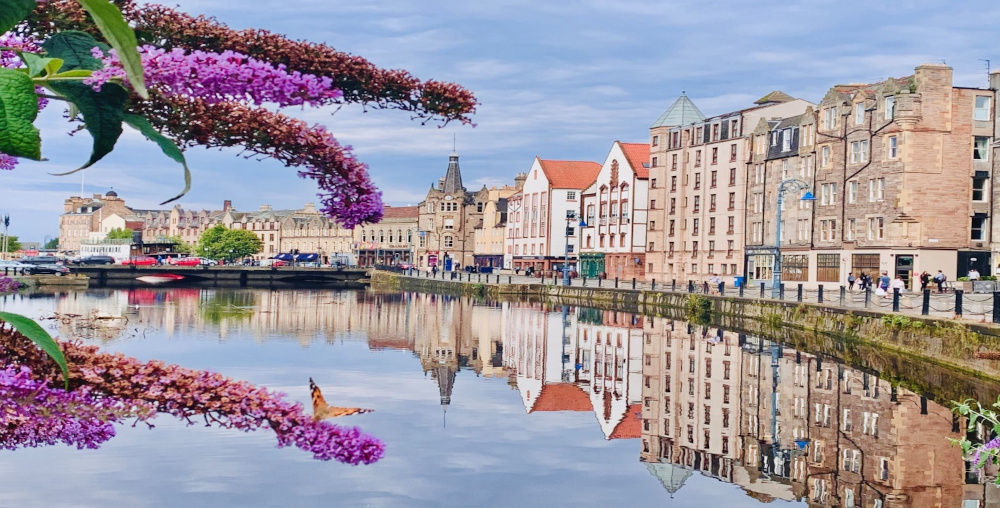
<box><xmin>309</xmin><ymin>377</ymin><xmax>374</xmax><ymax>421</ymax></box>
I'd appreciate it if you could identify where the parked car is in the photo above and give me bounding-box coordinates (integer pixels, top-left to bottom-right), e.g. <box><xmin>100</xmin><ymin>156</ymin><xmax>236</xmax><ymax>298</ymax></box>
<box><xmin>0</xmin><ymin>260</ymin><xmax>34</xmax><ymax>274</ymax></box>
<box><xmin>168</xmin><ymin>256</ymin><xmax>202</xmax><ymax>266</ymax></box>
<box><xmin>121</xmin><ymin>256</ymin><xmax>159</xmax><ymax>266</ymax></box>
<box><xmin>20</xmin><ymin>256</ymin><xmax>62</xmax><ymax>265</ymax></box>
<box><xmin>25</xmin><ymin>264</ymin><xmax>70</xmax><ymax>276</ymax></box>
<box><xmin>397</xmin><ymin>262</ymin><xmax>414</xmax><ymax>270</ymax></box>
<box><xmin>74</xmin><ymin>255</ymin><xmax>116</xmax><ymax>265</ymax></box>
<box><xmin>260</xmin><ymin>259</ymin><xmax>287</xmax><ymax>267</ymax></box>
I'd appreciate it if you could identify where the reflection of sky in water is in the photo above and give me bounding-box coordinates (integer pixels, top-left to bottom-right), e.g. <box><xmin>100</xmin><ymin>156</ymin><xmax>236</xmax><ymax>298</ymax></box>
<box><xmin>0</xmin><ymin>290</ymin><xmax>808</xmax><ymax>507</ymax></box>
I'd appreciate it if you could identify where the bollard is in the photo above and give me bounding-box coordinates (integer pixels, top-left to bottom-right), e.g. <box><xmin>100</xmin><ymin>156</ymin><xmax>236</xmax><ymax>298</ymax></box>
<box><xmin>566</xmin><ymin>275</ymin><xmax>572</xmax><ymax>287</ymax></box>
<box><xmin>509</xmin><ymin>276</ymin><xmax>512</xmax><ymax>285</ymax></box>
<box><xmin>993</xmin><ymin>292</ymin><xmax>1000</xmax><ymax>324</ymax></box>
<box><xmin>615</xmin><ymin>277</ymin><xmax>619</xmax><ymax>289</ymax></box>
<box><xmin>760</xmin><ymin>282</ymin><xmax>765</xmax><ymax>298</ymax></box>
<box><xmin>598</xmin><ymin>277</ymin><xmax>602</xmax><ymax>288</ymax></box>
<box><xmin>672</xmin><ymin>279</ymin><xmax>677</xmax><ymax>292</ymax></box>
<box><xmin>720</xmin><ymin>282</ymin><xmax>725</xmax><ymax>297</ymax></box>
<box><xmin>892</xmin><ymin>288</ymin><xmax>900</xmax><ymax>312</ymax></box>
<box><xmin>703</xmin><ymin>282</ymin><xmax>709</xmax><ymax>294</ymax></box>
<box><xmin>739</xmin><ymin>283</ymin><xmax>744</xmax><ymax>298</ymax></box>
<box><xmin>478</xmin><ymin>273</ymin><xmax>482</xmax><ymax>282</ymax></box>
<box><xmin>840</xmin><ymin>286</ymin><xmax>846</xmax><ymax>306</ymax></box>
<box><xmin>651</xmin><ymin>279</ymin><xmax>656</xmax><ymax>291</ymax></box>
<box><xmin>818</xmin><ymin>285</ymin><xmax>824</xmax><ymax>304</ymax></box>
<box><xmin>956</xmin><ymin>290</ymin><xmax>964</xmax><ymax>316</ymax></box>
<box><xmin>632</xmin><ymin>278</ymin><xmax>636</xmax><ymax>290</ymax></box>
<box><xmin>688</xmin><ymin>281</ymin><xmax>694</xmax><ymax>293</ymax></box>
<box><xmin>779</xmin><ymin>284</ymin><xmax>785</xmax><ymax>300</ymax></box>
<box><xmin>583</xmin><ymin>277</ymin><xmax>587</xmax><ymax>287</ymax></box>
<box><xmin>797</xmin><ymin>284</ymin><xmax>803</xmax><ymax>302</ymax></box>
<box><xmin>922</xmin><ymin>289</ymin><xmax>930</xmax><ymax>315</ymax></box>
<box><xmin>864</xmin><ymin>288</ymin><xmax>871</xmax><ymax>309</ymax></box>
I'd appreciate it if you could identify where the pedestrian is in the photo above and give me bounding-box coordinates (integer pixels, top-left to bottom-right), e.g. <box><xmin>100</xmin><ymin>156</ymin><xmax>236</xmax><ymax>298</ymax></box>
<box><xmin>934</xmin><ymin>270</ymin><xmax>946</xmax><ymax>293</ymax></box>
<box><xmin>879</xmin><ymin>272</ymin><xmax>890</xmax><ymax>292</ymax></box>
<box><xmin>919</xmin><ymin>271</ymin><xmax>930</xmax><ymax>292</ymax></box>
<box><xmin>847</xmin><ymin>272</ymin><xmax>855</xmax><ymax>291</ymax></box>
<box><xmin>890</xmin><ymin>275</ymin><xmax>906</xmax><ymax>295</ymax></box>
<box><xmin>432</xmin><ymin>265</ymin><xmax>438</xmax><ymax>276</ymax></box>
<box><xmin>709</xmin><ymin>273</ymin><xmax>722</xmax><ymax>294</ymax></box>
<box><xmin>969</xmin><ymin>268</ymin><xmax>981</xmax><ymax>281</ymax></box>
<box><xmin>858</xmin><ymin>272</ymin><xmax>868</xmax><ymax>291</ymax></box>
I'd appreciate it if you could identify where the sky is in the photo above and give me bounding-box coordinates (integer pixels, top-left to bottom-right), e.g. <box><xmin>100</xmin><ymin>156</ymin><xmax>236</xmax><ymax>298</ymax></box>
<box><xmin>3</xmin><ymin>0</ymin><xmax>1000</xmax><ymax>242</ymax></box>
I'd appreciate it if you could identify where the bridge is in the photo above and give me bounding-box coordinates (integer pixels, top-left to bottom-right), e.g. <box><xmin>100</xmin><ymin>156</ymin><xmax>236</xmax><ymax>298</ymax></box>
<box><xmin>71</xmin><ymin>265</ymin><xmax>371</xmax><ymax>288</ymax></box>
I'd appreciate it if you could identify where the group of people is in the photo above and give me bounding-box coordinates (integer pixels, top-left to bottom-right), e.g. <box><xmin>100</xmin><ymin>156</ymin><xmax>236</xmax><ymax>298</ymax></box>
<box><xmin>848</xmin><ymin>269</ymin><xmax>953</xmax><ymax>294</ymax></box>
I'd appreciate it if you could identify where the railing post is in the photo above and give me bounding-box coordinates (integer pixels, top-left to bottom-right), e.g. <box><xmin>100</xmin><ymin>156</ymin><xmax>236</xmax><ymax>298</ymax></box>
<box><xmin>779</xmin><ymin>283</ymin><xmax>785</xmax><ymax>300</ymax></box>
<box><xmin>598</xmin><ymin>277</ymin><xmax>602</xmax><ymax>288</ymax></box>
<box><xmin>797</xmin><ymin>284</ymin><xmax>803</xmax><ymax>302</ymax></box>
<box><xmin>760</xmin><ymin>282</ymin><xmax>765</xmax><ymax>298</ymax></box>
<box><xmin>651</xmin><ymin>279</ymin><xmax>656</xmax><ymax>291</ymax></box>
<box><xmin>840</xmin><ymin>286</ymin><xmax>846</xmax><ymax>306</ymax></box>
<box><xmin>583</xmin><ymin>277</ymin><xmax>587</xmax><ymax>287</ymax></box>
<box><xmin>993</xmin><ymin>292</ymin><xmax>1000</xmax><ymax>324</ymax></box>
<box><xmin>739</xmin><ymin>283</ymin><xmax>744</xmax><ymax>298</ymax></box>
<box><xmin>922</xmin><ymin>289</ymin><xmax>930</xmax><ymax>315</ymax></box>
<box><xmin>818</xmin><ymin>285</ymin><xmax>824</xmax><ymax>304</ymax></box>
<box><xmin>566</xmin><ymin>275</ymin><xmax>572</xmax><ymax>287</ymax></box>
<box><xmin>632</xmin><ymin>278</ymin><xmax>636</xmax><ymax>290</ymax></box>
<box><xmin>509</xmin><ymin>276</ymin><xmax>512</xmax><ymax>285</ymax></box>
<box><xmin>892</xmin><ymin>288</ymin><xmax>900</xmax><ymax>312</ymax></box>
<box><xmin>688</xmin><ymin>281</ymin><xmax>694</xmax><ymax>293</ymax></box>
<box><xmin>864</xmin><ymin>288</ymin><xmax>871</xmax><ymax>309</ymax></box>
<box><xmin>615</xmin><ymin>277</ymin><xmax>619</xmax><ymax>289</ymax></box>
<box><xmin>956</xmin><ymin>290</ymin><xmax>964</xmax><ymax>317</ymax></box>
<box><xmin>672</xmin><ymin>279</ymin><xmax>676</xmax><ymax>292</ymax></box>
<box><xmin>703</xmin><ymin>282</ymin><xmax>709</xmax><ymax>294</ymax></box>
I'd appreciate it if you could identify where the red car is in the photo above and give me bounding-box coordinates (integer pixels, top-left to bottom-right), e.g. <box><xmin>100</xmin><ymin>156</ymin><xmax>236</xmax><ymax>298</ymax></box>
<box><xmin>169</xmin><ymin>257</ymin><xmax>202</xmax><ymax>266</ymax></box>
<box><xmin>121</xmin><ymin>256</ymin><xmax>158</xmax><ymax>266</ymax></box>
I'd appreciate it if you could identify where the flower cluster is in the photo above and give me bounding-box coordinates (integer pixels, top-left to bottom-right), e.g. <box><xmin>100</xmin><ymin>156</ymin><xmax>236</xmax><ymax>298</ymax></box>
<box><xmin>87</xmin><ymin>46</ymin><xmax>342</xmax><ymax>107</ymax></box>
<box><xmin>0</xmin><ymin>322</ymin><xmax>385</xmax><ymax>464</ymax></box>
<box><xmin>0</xmin><ymin>365</ymin><xmax>150</xmax><ymax>450</ymax></box>
<box><xmin>0</xmin><ymin>276</ymin><xmax>19</xmax><ymax>293</ymax></box>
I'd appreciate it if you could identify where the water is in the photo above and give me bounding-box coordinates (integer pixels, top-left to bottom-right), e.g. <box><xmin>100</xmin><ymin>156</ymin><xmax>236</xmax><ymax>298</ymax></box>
<box><xmin>0</xmin><ymin>287</ymin><xmax>996</xmax><ymax>507</ymax></box>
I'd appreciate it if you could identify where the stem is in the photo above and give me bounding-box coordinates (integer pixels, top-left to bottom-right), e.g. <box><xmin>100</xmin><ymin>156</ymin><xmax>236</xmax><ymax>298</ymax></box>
<box><xmin>36</xmin><ymin>93</ymin><xmax>69</xmax><ymax>102</ymax></box>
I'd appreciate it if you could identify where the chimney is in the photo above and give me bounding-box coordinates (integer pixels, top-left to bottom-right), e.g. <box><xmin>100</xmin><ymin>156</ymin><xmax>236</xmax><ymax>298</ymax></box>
<box><xmin>223</xmin><ymin>200</ymin><xmax>232</xmax><ymax>211</ymax></box>
<box><xmin>259</xmin><ymin>204</ymin><xmax>272</xmax><ymax>211</ymax></box>
<box><xmin>302</xmin><ymin>202</ymin><xmax>317</xmax><ymax>213</ymax></box>
<box><xmin>514</xmin><ymin>173</ymin><xmax>527</xmax><ymax>189</ymax></box>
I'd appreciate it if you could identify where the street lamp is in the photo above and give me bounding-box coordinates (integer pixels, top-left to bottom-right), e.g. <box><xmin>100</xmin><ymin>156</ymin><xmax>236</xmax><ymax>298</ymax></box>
<box><xmin>563</xmin><ymin>212</ymin><xmax>587</xmax><ymax>285</ymax></box>
<box><xmin>228</xmin><ymin>248</ymin><xmax>234</xmax><ymax>264</ymax></box>
<box><xmin>772</xmin><ymin>179</ymin><xmax>816</xmax><ymax>296</ymax></box>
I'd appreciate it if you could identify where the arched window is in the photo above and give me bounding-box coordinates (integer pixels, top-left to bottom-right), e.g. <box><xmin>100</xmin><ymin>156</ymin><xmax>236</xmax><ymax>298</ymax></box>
<box><xmin>379</xmin><ymin>230</ymin><xmax>385</xmax><ymax>242</ymax></box>
<box><xmin>407</xmin><ymin>230</ymin><xmax>413</xmax><ymax>243</ymax></box>
<box><xmin>362</xmin><ymin>231</ymin><xmax>367</xmax><ymax>241</ymax></box>
<box><xmin>397</xmin><ymin>230</ymin><xmax>403</xmax><ymax>243</ymax></box>
<box><xmin>388</xmin><ymin>231</ymin><xmax>394</xmax><ymax>242</ymax></box>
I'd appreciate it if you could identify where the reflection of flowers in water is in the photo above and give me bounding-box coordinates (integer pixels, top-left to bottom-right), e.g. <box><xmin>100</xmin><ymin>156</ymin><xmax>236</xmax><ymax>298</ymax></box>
<box><xmin>0</xmin><ymin>276</ymin><xmax>19</xmax><ymax>294</ymax></box>
<box><xmin>0</xmin><ymin>324</ymin><xmax>384</xmax><ymax>465</ymax></box>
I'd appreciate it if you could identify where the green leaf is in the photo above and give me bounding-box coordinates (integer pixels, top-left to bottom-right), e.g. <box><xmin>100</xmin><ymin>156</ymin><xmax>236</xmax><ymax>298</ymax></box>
<box><xmin>0</xmin><ymin>311</ymin><xmax>70</xmax><ymax>390</ymax></box>
<box><xmin>47</xmin><ymin>80</ymin><xmax>127</xmax><ymax>172</ymax></box>
<box><xmin>41</xmin><ymin>31</ymin><xmax>107</xmax><ymax>72</ymax></box>
<box><xmin>0</xmin><ymin>0</ymin><xmax>36</xmax><ymax>34</ymax></box>
<box><xmin>51</xmin><ymin>69</ymin><xmax>94</xmax><ymax>78</ymax></box>
<box><xmin>74</xmin><ymin>0</ymin><xmax>147</xmax><ymax>99</ymax></box>
<box><xmin>123</xmin><ymin>114</ymin><xmax>191</xmax><ymax>204</ymax></box>
<box><xmin>19</xmin><ymin>53</ymin><xmax>63</xmax><ymax>78</ymax></box>
<box><xmin>0</xmin><ymin>68</ymin><xmax>42</xmax><ymax>160</ymax></box>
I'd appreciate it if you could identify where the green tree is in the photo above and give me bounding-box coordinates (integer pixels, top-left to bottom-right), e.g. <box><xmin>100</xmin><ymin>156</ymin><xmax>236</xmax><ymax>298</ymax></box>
<box><xmin>106</xmin><ymin>227</ymin><xmax>134</xmax><ymax>240</ymax></box>
<box><xmin>43</xmin><ymin>238</ymin><xmax>58</xmax><ymax>249</ymax></box>
<box><xmin>163</xmin><ymin>235</ymin><xmax>193</xmax><ymax>255</ymax></box>
<box><xmin>197</xmin><ymin>225</ymin><xmax>262</xmax><ymax>261</ymax></box>
<box><xmin>1</xmin><ymin>235</ymin><xmax>21</xmax><ymax>252</ymax></box>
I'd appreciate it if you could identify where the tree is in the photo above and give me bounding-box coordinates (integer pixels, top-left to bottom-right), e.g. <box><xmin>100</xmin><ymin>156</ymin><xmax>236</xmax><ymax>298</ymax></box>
<box><xmin>105</xmin><ymin>228</ymin><xmax>134</xmax><ymax>240</ymax></box>
<box><xmin>43</xmin><ymin>238</ymin><xmax>58</xmax><ymax>249</ymax></box>
<box><xmin>0</xmin><ymin>235</ymin><xmax>21</xmax><ymax>252</ymax></box>
<box><xmin>163</xmin><ymin>235</ymin><xmax>192</xmax><ymax>255</ymax></box>
<box><xmin>197</xmin><ymin>225</ymin><xmax>261</xmax><ymax>260</ymax></box>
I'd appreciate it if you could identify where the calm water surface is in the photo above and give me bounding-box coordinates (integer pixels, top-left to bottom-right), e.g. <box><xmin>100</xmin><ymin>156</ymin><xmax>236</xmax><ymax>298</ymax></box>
<box><xmin>0</xmin><ymin>288</ymin><xmax>993</xmax><ymax>507</ymax></box>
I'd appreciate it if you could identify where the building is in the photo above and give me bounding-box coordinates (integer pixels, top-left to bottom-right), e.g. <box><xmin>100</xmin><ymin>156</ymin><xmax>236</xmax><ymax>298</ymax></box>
<box><xmin>802</xmin><ymin>64</ymin><xmax>996</xmax><ymax>287</ymax></box>
<box><xmin>416</xmin><ymin>151</ymin><xmax>482</xmax><ymax>270</ymax></box>
<box><xmin>505</xmin><ymin>158</ymin><xmax>601</xmax><ymax>273</ymax></box>
<box><xmin>473</xmin><ymin>184</ymin><xmax>520</xmax><ymax>269</ymax></box>
<box><xmin>646</xmin><ymin>92</ymin><xmax>813</xmax><ymax>284</ymax></box>
<box><xmin>353</xmin><ymin>206</ymin><xmax>419</xmax><ymax>267</ymax></box>
<box><xmin>58</xmin><ymin>190</ymin><xmax>140</xmax><ymax>254</ymax></box>
<box><xmin>579</xmin><ymin>141</ymin><xmax>652</xmax><ymax>280</ymax></box>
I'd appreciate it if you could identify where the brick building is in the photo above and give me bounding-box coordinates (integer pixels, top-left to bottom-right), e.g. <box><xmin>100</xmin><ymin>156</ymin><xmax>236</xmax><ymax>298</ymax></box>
<box><xmin>416</xmin><ymin>151</ymin><xmax>483</xmax><ymax>270</ymax></box>
<box><xmin>58</xmin><ymin>190</ymin><xmax>140</xmax><ymax>254</ymax></box>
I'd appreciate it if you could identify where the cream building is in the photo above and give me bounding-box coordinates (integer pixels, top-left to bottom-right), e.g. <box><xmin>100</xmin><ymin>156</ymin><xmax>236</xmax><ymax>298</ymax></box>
<box><xmin>473</xmin><ymin>184</ymin><xmax>520</xmax><ymax>269</ymax></box>
<box><xmin>416</xmin><ymin>151</ymin><xmax>482</xmax><ymax>270</ymax></box>
<box><xmin>59</xmin><ymin>190</ymin><xmax>143</xmax><ymax>254</ymax></box>
<box><xmin>353</xmin><ymin>206</ymin><xmax>419</xmax><ymax>267</ymax></box>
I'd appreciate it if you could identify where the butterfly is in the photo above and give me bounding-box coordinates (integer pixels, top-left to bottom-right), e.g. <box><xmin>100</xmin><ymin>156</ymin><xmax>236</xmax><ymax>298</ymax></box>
<box><xmin>309</xmin><ymin>377</ymin><xmax>374</xmax><ymax>421</ymax></box>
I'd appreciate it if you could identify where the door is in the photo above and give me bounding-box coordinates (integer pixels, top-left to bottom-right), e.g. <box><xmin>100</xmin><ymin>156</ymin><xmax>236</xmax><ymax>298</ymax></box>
<box><xmin>894</xmin><ymin>254</ymin><xmax>913</xmax><ymax>287</ymax></box>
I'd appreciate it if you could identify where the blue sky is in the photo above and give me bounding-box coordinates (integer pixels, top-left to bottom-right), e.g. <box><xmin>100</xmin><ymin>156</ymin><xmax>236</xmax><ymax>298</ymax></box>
<box><xmin>3</xmin><ymin>0</ymin><xmax>999</xmax><ymax>242</ymax></box>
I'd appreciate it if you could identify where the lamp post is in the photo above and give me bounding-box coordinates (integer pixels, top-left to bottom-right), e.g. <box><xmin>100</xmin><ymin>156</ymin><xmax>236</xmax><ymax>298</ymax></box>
<box><xmin>563</xmin><ymin>212</ymin><xmax>587</xmax><ymax>285</ymax></box>
<box><xmin>228</xmin><ymin>248</ymin><xmax>234</xmax><ymax>264</ymax></box>
<box><xmin>772</xmin><ymin>179</ymin><xmax>816</xmax><ymax>297</ymax></box>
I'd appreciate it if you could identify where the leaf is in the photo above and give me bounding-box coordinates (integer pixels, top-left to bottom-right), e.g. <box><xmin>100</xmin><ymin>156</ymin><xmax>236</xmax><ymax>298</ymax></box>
<box><xmin>51</xmin><ymin>69</ymin><xmax>94</xmax><ymax>78</ymax></box>
<box><xmin>0</xmin><ymin>0</ymin><xmax>35</xmax><ymax>34</ymax></box>
<box><xmin>0</xmin><ymin>311</ymin><xmax>70</xmax><ymax>390</ymax></box>
<box><xmin>123</xmin><ymin>114</ymin><xmax>191</xmax><ymax>204</ymax></box>
<box><xmin>41</xmin><ymin>31</ymin><xmax>107</xmax><ymax>72</ymax></box>
<box><xmin>19</xmin><ymin>53</ymin><xmax>64</xmax><ymax>78</ymax></box>
<box><xmin>46</xmin><ymin>80</ymin><xmax>127</xmax><ymax>172</ymax></box>
<box><xmin>0</xmin><ymin>68</ymin><xmax>42</xmax><ymax>160</ymax></box>
<box><xmin>74</xmin><ymin>0</ymin><xmax>147</xmax><ymax>99</ymax></box>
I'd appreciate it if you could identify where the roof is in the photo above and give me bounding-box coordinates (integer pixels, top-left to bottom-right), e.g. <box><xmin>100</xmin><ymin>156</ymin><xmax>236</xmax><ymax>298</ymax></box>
<box><xmin>538</xmin><ymin>159</ymin><xmax>602</xmax><ymax>190</ymax></box>
<box><xmin>619</xmin><ymin>142</ymin><xmax>652</xmax><ymax>179</ymax></box>
<box><xmin>754</xmin><ymin>90</ymin><xmax>796</xmax><ymax>104</ymax></box>
<box><xmin>382</xmin><ymin>206</ymin><xmax>419</xmax><ymax>219</ymax></box>
<box><xmin>609</xmin><ymin>403</ymin><xmax>642</xmax><ymax>439</ymax></box>
<box><xmin>529</xmin><ymin>383</ymin><xmax>593</xmax><ymax>412</ymax></box>
<box><xmin>651</xmin><ymin>93</ymin><xmax>706</xmax><ymax>128</ymax></box>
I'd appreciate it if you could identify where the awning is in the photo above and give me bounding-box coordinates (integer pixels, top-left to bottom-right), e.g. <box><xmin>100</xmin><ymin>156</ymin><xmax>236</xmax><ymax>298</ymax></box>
<box><xmin>295</xmin><ymin>253</ymin><xmax>319</xmax><ymax>261</ymax></box>
<box><xmin>274</xmin><ymin>253</ymin><xmax>293</xmax><ymax>261</ymax></box>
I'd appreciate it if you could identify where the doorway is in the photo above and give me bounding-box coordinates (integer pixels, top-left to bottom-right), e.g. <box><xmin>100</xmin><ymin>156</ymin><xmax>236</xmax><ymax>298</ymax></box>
<box><xmin>894</xmin><ymin>254</ymin><xmax>913</xmax><ymax>287</ymax></box>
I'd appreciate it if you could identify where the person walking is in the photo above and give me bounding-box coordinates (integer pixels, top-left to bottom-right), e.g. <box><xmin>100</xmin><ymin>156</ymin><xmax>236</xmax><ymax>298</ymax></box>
<box><xmin>890</xmin><ymin>275</ymin><xmax>906</xmax><ymax>296</ymax></box>
<box><xmin>934</xmin><ymin>270</ymin><xmax>946</xmax><ymax>293</ymax></box>
<box><xmin>969</xmin><ymin>268</ymin><xmax>981</xmax><ymax>281</ymax></box>
<box><xmin>919</xmin><ymin>271</ymin><xmax>930</xmax><ymax>292</ymax></box>
<box><xmin>847</xmin><ymin>272</ymin><xmax>855</xmax><ymax>291</ymax></box>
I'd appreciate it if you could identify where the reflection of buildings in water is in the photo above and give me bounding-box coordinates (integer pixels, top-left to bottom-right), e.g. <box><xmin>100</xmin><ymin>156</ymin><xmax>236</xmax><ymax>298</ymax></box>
<box><xmin>639</xmin><ymin>316</ymin><xmax>979</xmax><ymax>506</ymax></box>
<box><xmin>575</xmin><ymin>308</ymin><xmax>643</xmax><ymax>439</ymax></box>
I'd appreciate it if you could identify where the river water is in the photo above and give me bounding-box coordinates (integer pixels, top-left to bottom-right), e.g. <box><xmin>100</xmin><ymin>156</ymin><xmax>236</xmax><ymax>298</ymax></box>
<box><xmin>0</xmin><ymin>287</ymin><xmax>996</xmax><ymax>507</ymax></box>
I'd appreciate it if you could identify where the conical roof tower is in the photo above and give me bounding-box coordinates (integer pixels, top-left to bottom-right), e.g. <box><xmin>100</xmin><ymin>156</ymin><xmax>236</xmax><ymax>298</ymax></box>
<box><xmin>651</xmin><ymin>92</ymin><xmax>706</xmax><ymax>128</ymax></box>
<box><xmin>441</xmin><ymin>151</ymin><xmax>465</xmax><ymax>194</ymax></box>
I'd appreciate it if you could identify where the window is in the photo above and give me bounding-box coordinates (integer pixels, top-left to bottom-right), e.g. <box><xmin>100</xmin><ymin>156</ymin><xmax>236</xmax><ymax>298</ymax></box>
<box><xmin>973</xmin><ymin>216</ymin><xmax>987</xmax><ymax>240</ymax></box>
<box><xmin>850</xmin><ymin>140</ymin><xmax>869</xmax><ymax>163</ymax></box>
<box><xmin>709</xmin><ymin>194</ymin><xmax>717</xmax><ymax>212</ymax></box>
<box><xmin>867</xmin><ymin>217</ymin><xmax>884</xmax><ymax>240</ymax></box>
<box><xmin>868</xmin><ymin>178</ymin><xmax>885</xmax><ymax>201</ymax></box>
<box><xmin>670</xmin><ymin>176</ymin><xmax>677</xmax><ymax>191</ymax></box>
<box><xmin>729</xmin><ymin>168</ymin><xmax>736</xmax><ymax>186</ymax></box>
<box><xmin>728</xmin><ymin>218</ymin><xmax>735</xmax><ymax>235</ymax></box>
<box><xmin>820</xmin><ymin>219</ymin><xmax>838</xmax><ymax>241</ymax></box>
<box><xmin>710</xmin><ymin>171</ymin><xmax>717</xmax><ymax>188</ymax></box>
<box><xmin>671</xmin><ymin>154</ymin><xmax>678</xmax><ymax>169</ymax></box>
<box><xmin>692</xmin><ymin>218</ymin><xmax>699</xmax><ymax>234</ymax></box>
<box><xmin>694</xmin><ymin>173</ymin><xmax>702</xmax><ymax>190</ymax></box>
<box><xmin>782</xmin><ymin>129</ymin><xmax>792</xmax><ymax>151</ymax></box>
<box><xmin>817</xmin><ymin>253</ymin><xmax>840</xmax><ymax>282</ymax></box>
<box><xmin>693</xmin><ymin>196</ymin><xmax>700</xmax><ymax>213</ymax></box>
<box><xmin>567</xmin><ymin>191</ymin><xmax>577</xmax><ymax>200</ymax></box>
<box><xmin>885</xmin><ymin>95</ymin><xmax>895</xmax><ymax>120</ymax></box>
<box><xmin>650</xmin><ymin>178</ymin><xmax>657</xmax><ymax>189</ymax></box>
<box><xmin>444</xmin><ymin>236</ymin><xmax>454</xmax><ymax>248</ymax></box>
<box><xmin>975</xmin><ymin>96</ymin><xmax>991</xmax><ymax>121</ymax></box>
<box><xmin>974</xmin><ymin>137</ymin><xmax>990</xmax><ymax>160</ymax></box>
<box><xmin>820</xmin><ymin>146</ymin><xmax>830</xmax><ymax>167</ymax></box>
<box><xmin>879</xmin><ymin>457</ymin><xmax>890</xmax><ymax>481</ymax></box>
<box><xmin>855</xmin><ymin>102</ymin><xmax>864</xmax><ymax>125</ymax></box>
<box><xmin>820</xmin><ymin>183</ymin><xmax>837</xmax><ymax>205</ymax></box>
<box><xmin>824</xmin><ymin>107</ymin><xmax>837</xmax><ymax>130</ymax></box>
<box><xmin>711</xmin><ymin>147</ymin><xmax>718</xmax><ymax>164</ymax></box>
<box><xmin>974</xmin><ymin>178</ymin><xmax>988</xmax><ymax>201</ymax></box>
<box><xmin>888</xmin><ymin>136</ymin><xmax>898</xmax><ymax>159</ymax></box>
<box><xmin>782</xmin><ymin>254</ymin><xmax>809</xmax><ymax>281</ymax></box>
<box><xmin>444</xmin><ymin>218</ymin><xmax>455</xmax><ymax>230</ymax></box>
<box><xmin>652</xmin><ymin>135</ymin><xmax>659</xmax><ymax>146</ymax></box>
<box><xmin>669</xmin><ymin>198</ymin><xmax>676</xmax><ymax>214</ymax></box>
<box><xmin>695</xmin><ymin>150</ymin><xmax>702</xmax><ymax>167</ymax></box>
<box><xmin>848</xmin><ymin>180</ymin><xmax>858</xmax><ymax>203</ymax></box>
